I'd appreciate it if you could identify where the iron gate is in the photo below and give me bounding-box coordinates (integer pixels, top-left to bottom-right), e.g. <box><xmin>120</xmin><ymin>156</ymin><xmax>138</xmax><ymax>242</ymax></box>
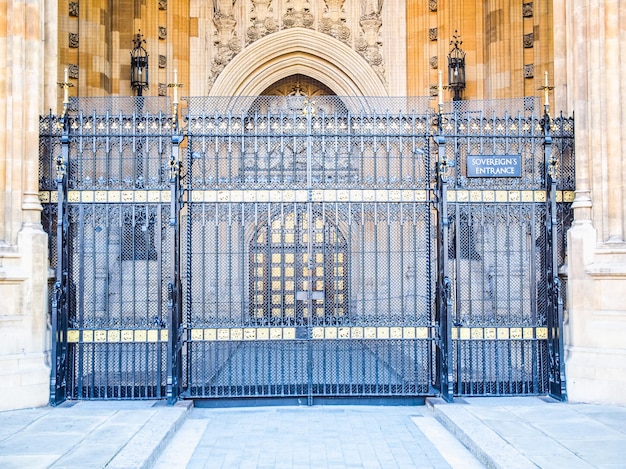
<box><xmin>40</xmin><ymin>96</ymin><xmax>574</xmax><ymax>405</ymax></box>
<box><xmin>180</xmin><ymin>96</ymin><xmax>436</xmax><ymax>401</ymax></box>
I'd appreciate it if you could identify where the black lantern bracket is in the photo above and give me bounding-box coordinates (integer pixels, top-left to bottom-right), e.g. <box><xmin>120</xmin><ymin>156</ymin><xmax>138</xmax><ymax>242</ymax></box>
<box><xmin>447</xmin><ymin>31</ymin><xmax>466</xmax><ymax>102</ymax></box>
<box><xmin>131</xmin><ymin>31</ymin><xmax>149</xmax><ymax>96</ymax></box>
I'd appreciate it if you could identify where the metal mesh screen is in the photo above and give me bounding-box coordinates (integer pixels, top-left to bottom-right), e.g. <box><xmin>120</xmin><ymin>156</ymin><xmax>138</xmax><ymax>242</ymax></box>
<box><xmin>185</xmin><ymin>96</ymin><xmax>433</xmax><ymax>116</ymax></box>
<box><xmin>62</xmin><ymin>204</ymin><xmax>170</xmax><ymax>399</ymax></box>
<box><xmin>39</xmin><ymin>96</ymin><xmax>575</xmax><ymax>402</ymax></box>
<box><xmin>68</xmin><ymin>96</ymin><xmax>172</xmax><ymax>115</ymax></box>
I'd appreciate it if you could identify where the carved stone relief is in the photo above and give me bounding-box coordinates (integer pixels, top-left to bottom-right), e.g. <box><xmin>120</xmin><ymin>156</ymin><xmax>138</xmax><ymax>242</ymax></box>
<box><xmin>429</xmin><ymin>0</ymin><xmax>437</xmax><ymax>12</ymax></box>
<box><xmin>524</xmin><ymin>64</ymin><xmax>534</xmax><ymax>78</ymax></box>
<box><xmin>208</xmin><ymin>0</ymin><xmax>387</xmax><ymax>90</ymax></box>
<box><xmin>247</xmin><ymin>0</ymin><xmax>278</xmax><ymax>44</ymax></box>
<box><xmin>210</xmin><ymin>0</ymin><xmax>242</xmax><ymax>85</ymax></box>
<box><xmin>158</xmin><ymin>0</ymin><xmax>167</xmax><ymax>10</ymax></box>
<box><xmin>68</xmin><ymin>64</ymin><xmax>79</xmax><ymax>79</ymax></box>
<box><xmin>429</xmin><ymin>56</ymin><xmax>438</xmax><ymax>69</ymax></box>
<box><xmin>159</xmin><ymin>55</ymin><xmax>167</xmax><ymax>68</ymax></box>
<box><xmin>357</xmin><ymin>0</ymin><xmax>385</xmax><ymax>84</ymax></box>
<box><xmin>282</xmin><ymin>0</ymin><xmax>314</xmax><ymax>29</ymax></box>
<box><xmin>429</xmin><ymin>27</ymin><xmax>437</xmax><ymax>41</ymax></box>
<box><xmin>158</xmin><ymin>83</ymin><xmax>167</xmax><ymax>96</ymax></box>
<box><xmin>319</xmin><ymin>0</ymin><xmax>351</xmax><ymax>45</ymax></box>
<box><xmin>158</xmin><ymin>27</ymin><xmax>167</xmax><ymax>39</ymax></box>
<box><xmin>523</xmin><ymin>2</ymin><xmax>533</xmax><ymax>18</ymax></box>
<box><xmin>69</xmin><ymin>1</ymin><xmax>79</xmax><ymax>16</ymax></box>
<box><xmin>523</xmin><ymin>33</ymin><xmax>534</xmax><ymax>48</ymax></box>
<box><xmin>69</xmin><ymin>33</ymin><xmax>79</xmax><ymax>48</ymax></box>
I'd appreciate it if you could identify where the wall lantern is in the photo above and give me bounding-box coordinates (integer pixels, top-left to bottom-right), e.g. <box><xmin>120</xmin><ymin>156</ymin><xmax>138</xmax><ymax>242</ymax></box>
<box><xmin>447</xmin><ymin>31</ymin><xmax>466</xmax><ymax>102</ymax></box>
<box><xmin>130</xmin><ymin>31</ymin><xmax>149</xmax><ymax>96</ymax></box>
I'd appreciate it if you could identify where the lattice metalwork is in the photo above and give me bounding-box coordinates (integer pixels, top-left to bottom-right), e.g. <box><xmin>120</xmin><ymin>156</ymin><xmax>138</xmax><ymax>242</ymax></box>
<box><xmin>61</xmin><ymin>203</ymin><xmax>171</xmax><ymax>399</ymax></box>
<box><xmin>68</xmin><ymin>96</ymin><xmax>172</xmax><ymax>115</ymax></box>
<box><xmin>184</xmin><ymin>96</ymin><xmax>434</xmax><ymax>191</ymax></box>
<box><xmin>249</xmin><ymin>208</ymin><xmax>349</xmax><ymax>326</ymax></box>
<box><xmin>447</xmin><ymin>203</ymin><xmax>551</xmax><ymax>395</ymax></box>
<box><xmin>182</xmin><ymin>96</ymin><xmax>437</xmax><ymax>399</ymax></box>
<box><xmin>40</xmin><ymin>104</ymin><xmax>174</xmax><ymax>402</ymax></box>
<box><xmin>447</xmin><ymin>203</ymin><xmax>547</xmax><ymax>327</ymax></box>
<box><xmin>39</xmin><ymin>96</ymin><xmax>575</xmax><ymax>403</ymax></box>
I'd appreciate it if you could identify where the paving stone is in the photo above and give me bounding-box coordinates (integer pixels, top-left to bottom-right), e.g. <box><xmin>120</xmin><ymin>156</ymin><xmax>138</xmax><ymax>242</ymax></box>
<box><xmin>0</xmin><ymin>454</ymin><xmax>60</xmax><ymax>469</ymax></box>
<box><xmin>2</xmin><ymin>396</ymin><xmax>626</xmax><ymax>468</ymax></box>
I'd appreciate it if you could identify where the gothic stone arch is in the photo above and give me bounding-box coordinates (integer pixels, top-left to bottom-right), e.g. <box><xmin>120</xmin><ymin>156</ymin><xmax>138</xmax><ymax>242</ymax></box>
<box><xmin>209</xmin><ymin>28</ymin><xmax>388</xmax><ymax>97</ymax></box>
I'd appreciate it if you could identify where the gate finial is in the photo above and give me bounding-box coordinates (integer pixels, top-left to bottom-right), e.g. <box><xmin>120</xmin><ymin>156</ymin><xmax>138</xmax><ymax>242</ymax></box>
<box><xmin>167</xmin><ymin>69</ymin><xmax>184</xmax><ymax>130</ymax></box>
<box><xmin>538</xmin><ymin>71</ymin><xmax>554</xmax><ymax>116</ymax></box>
<box><xmin>57</xmin><ymin>67</ymin><xmax>74</xmax><ymax>117</ymax></box>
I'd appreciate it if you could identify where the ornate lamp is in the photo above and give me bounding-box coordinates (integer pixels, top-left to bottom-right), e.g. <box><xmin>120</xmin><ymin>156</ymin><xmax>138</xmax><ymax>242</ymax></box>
<box><xmin>447</xmin><ymin>31</ymin><xmax>466</xmax><ymax>102</ymax></box>
<box><xmin>130</xmin><ymin>31</ymin><xmax>149</xmax><ymax>96</ymax></box>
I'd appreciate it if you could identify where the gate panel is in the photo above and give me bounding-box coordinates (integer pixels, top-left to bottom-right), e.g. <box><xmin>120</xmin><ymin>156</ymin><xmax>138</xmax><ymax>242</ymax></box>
<box><xmin>438</xmin><ymin>101</ymin><xmax>575</xmax><ymax>397</ymax></box>
<box><xmin>448</xmin><ymin>202</ymin><xmax>549</xmax><ymax>394</ymax></box>
<box><xmin>40</xmin><ymin>101</ymin><xmax>174</xmax><ymax>401</ymax></box>
<box><xmin>62</xmin><ymin>203</ymin><xmax>170</xmax><ymax>398</ymax></box>
<box><xmin>181</xmin><ymin>199</ymin><xmax>436</xmax><ymax>399</ymax></box>
<box><xmin>182</xmin><ymin>97</ymin><xmax>436</xmax><ymax>400</ymax></box>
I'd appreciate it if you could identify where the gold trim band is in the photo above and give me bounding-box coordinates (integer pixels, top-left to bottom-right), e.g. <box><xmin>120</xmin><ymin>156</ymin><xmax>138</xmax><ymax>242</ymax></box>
<box><xmin>66</xmin><ymin>326</ymin><xmax>549</xmax><ymax>343</ymax></box>
<box><xmin>191</xmin><ymin>326</ymin><xmax>431</xmax><ymax>341</ymax></box>
<box><xmin>39</xmin><ymin>189</ymin><xmax>576</xmax><ymax>204</ymax></box>
<box><xmin>452</xmin><ymin>326</ymin><xmax>548</xmax><ymax>340</ymax></box>
<box><xmin>67</xmin><ymin>329</ymin><xmax>168</xmax><ymax>343</ymax></box>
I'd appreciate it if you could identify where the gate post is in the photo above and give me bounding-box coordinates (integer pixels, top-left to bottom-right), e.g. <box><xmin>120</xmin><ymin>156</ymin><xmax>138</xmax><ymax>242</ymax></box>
<box><xmin>435</xmin><ymin>115</ymin><xmax>454</xmax><ymax>402</ymax></box>
<box><xmin>50</xmin><ymin>112</ymin><xmax>70</xmax><ymax>406</ymax></box>
<box><xmin>167</xmin><ymin>132</ymin><xmax>184</xmax><ymax>404</ymax></box>
<box><xmin>544</xmin><ymin>111</ymin><xmax>568</xmax><ymax>401</ymax></box>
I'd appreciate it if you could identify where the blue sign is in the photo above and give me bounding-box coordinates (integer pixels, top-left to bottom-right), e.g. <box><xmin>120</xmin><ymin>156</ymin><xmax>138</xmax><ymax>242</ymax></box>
<box><xmin>466</xmin><ymin>155</ymin><xmax>521</xmax><ymax>177</ymax></box>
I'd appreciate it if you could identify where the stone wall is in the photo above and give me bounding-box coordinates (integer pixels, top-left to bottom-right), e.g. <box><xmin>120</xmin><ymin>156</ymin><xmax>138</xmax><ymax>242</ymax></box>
<box><xmin>563</xmin><ymin>0</ymin><xmax>626</xmax><ymax>405</ymax></box>
<box><xmin>406</xmin><ymin>0</ymin><xmax>555</xmax><ymax>103</ymax></box>
<box><xmin>0</xmin><ymin>0</ymin><xmax>51</xmax><ymax>410</ymax></box>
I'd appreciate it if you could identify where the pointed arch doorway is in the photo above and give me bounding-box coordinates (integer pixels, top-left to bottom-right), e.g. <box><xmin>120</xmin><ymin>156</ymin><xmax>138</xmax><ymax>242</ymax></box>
<box><xmin>248</xmin><ymin>76</ymin><xmax>350</xmax><ymax>328</ymax></box>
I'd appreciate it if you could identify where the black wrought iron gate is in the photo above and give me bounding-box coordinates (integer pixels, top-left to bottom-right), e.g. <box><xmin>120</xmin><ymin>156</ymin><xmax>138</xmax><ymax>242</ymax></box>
<box><xmin>180</xmin><ymin>97</ymin><xmax>436</xmax><ymax>402</ymax></box>
<box><xmin>40</xmin><ymin>96</ymin><xmax>574</xmax><ymax>405</ymax></box>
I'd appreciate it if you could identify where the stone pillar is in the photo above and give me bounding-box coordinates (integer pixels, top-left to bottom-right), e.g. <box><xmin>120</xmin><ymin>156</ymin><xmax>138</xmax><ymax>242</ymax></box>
<box><xmin>0</xmin><ymin>0</ymin><xmax>51</xmax><ymax>410</ymax></box>
<box><xmin>565</xmin><ymin>0</ymin><xmax>626</xmax><ymax>405</ymax></box>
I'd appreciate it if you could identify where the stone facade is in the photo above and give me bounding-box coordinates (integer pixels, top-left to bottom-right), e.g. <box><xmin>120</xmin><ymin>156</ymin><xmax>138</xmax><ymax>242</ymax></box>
<box><xmin>1</xmin><ymin>0</ymin><xmax>625</xmax><ymax>409</ymax></box>
<box><xmin>559</xmin><ymin>0</ymin><xmax>626</xmax><ymax>405</ymax></box>
<box><xmin>0</xmin><ymin>0</ymin><xmax>53</xmax><ymax>410</ymax></box>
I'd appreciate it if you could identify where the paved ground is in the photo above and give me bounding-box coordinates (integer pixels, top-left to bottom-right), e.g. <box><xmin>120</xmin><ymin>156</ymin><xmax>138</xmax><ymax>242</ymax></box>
<box><xmin>428</xmin><ymin>397</ymin><xmax>626</xmax><ymax>469</ymax></box>
<box><xmin>154</xmin><ymin>405</ymin><xmax>481</xmax><ymax>469</ymax></box>
<box><xmin>0</xmin><ymin>400</ymin><xmax>191</xmax><ymax>469</ymax></box>
<box><xmin>1</xmin><ymin>396</ymin><xmax>626</xmax><ymax>468</ymax></box>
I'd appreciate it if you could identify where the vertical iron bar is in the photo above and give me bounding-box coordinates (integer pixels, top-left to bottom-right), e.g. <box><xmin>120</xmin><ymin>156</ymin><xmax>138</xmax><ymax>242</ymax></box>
<box><xmin>306</xmin><ymin>104</ymin><xmax>314</xmax><ymax>406</ymax></box>
<box><xmin>167</xmin><ymin>134</ymin><xmax>183</xmax><ymax>404</ymax></box>
<box><xmin>50</xmin><ymin>118</ymin><xmax>69</xmax><ymax>406</ymax></box>
<box><xmin>545</xmin><ymin>114</ymin><xmax>567</xmax><ymax>401</ymax></box>
<box><xmin>435</xmin><ymin>118</ymin><xmax>454</xmax><ymax>402</ymax></box>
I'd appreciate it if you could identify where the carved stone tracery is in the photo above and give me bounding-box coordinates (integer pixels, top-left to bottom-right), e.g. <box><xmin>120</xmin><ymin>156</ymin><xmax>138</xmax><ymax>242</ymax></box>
<box><xmin>209</xmin><ymin>0</ymin><xmax>387</xmax><ymax>89</ymax></box>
